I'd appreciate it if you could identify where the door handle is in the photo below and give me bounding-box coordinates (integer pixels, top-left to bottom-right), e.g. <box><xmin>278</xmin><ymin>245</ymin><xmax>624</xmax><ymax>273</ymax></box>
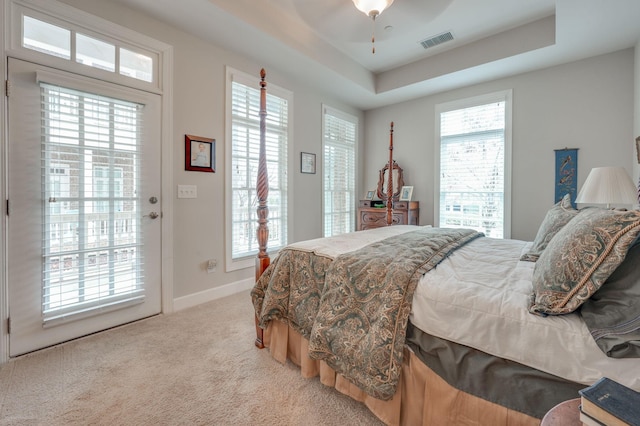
<box><xmin>144</xmin><ymin>212</ymin><xmax>159</xmax><ymax>219</ymax></box>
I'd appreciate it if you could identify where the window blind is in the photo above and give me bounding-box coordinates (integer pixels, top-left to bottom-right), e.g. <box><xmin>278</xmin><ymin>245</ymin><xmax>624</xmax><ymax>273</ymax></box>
<box><xmin>439</xmin><ymin>99</ymin><xmax>507</xmax><ymax>238</ymax></box>
<box><xmin>41</xmin><ymin>83</ymin><xmax>145</xmax><ymax>324</ymax></box>
<box><xmin>230</xmin><ymin>78</ymin><xmax>289</xmax><ymax>260</ymax></box>
<box><xmin>323</xmin><ymin>107</ymin><xmax>357</xmax><ymax>237</ymax></box>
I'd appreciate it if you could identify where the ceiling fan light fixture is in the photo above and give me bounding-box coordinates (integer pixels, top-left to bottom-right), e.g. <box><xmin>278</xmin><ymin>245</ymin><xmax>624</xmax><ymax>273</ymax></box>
<box><xmin>352</xmin><ymin>0</ymin><xmax>394</xmax><ymax>19</ymax></box>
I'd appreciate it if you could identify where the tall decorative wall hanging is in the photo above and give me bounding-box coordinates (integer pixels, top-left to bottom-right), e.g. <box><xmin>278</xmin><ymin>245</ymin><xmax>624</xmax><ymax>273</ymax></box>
<box><xmin>554</xmin><ymin>148</ymin><xmax>578</xmax><ymax>207</ymax></box>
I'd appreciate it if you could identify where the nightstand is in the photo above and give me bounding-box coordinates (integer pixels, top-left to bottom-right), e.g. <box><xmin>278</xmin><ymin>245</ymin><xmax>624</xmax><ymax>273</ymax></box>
<box><xmin>540</xmin><ymin>398</ymin><xmax>581</xmax><ymax>426</ymax></box>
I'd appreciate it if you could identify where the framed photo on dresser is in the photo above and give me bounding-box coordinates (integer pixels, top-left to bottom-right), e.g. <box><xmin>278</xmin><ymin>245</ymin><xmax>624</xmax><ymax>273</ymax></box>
<box><xmin>399</xmin><ymin>186</ymin><xmax>413</xmax><ymax>201</ymax></box>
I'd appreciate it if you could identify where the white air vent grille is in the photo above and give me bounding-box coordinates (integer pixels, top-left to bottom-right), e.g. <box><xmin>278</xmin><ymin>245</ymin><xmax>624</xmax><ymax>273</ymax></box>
<box><xmin>419</xmin><ymin>31</ymin><xmax>454</xmax><ymax>49</ymax></box>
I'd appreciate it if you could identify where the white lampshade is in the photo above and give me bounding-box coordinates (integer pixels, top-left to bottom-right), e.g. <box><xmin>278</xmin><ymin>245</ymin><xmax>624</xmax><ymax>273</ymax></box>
<box><xmin>575</xmin><ymin>166</ymin><xmax>638</xmax><ymax>207</ymax></box>
<box><xmin>352</xmin><ymin>0</ymin><xmax>394</xmax><ymax>18</ymax></box>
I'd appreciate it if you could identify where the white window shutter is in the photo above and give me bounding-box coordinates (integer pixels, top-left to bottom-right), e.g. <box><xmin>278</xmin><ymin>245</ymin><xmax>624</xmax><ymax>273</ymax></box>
<box><xmin>41</xmin><ymin>83</ymin><xmax>145</xmax><ymax>323</ymax></box>
<box><xmin>323</xmin><ymin>106</ymin><xmax>357</xmax><ymax>237</ymax></box>
<box><xmin>437</xmin><ymin>92</ymin><xmax>511</xmax><ymax>238</ymax></box>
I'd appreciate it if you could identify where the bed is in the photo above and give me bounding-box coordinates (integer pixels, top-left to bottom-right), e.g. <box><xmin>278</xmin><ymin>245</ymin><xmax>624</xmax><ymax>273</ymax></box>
<box><xmin>250</xmin><ymin>70</ymin><xmax>640</xmax><ymax>425</ymax></box>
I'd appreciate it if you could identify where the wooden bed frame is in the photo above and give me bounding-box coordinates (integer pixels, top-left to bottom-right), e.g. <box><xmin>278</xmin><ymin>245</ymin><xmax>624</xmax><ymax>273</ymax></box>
<box><xmin>253</xmin><ymin>69</ymin><xmax>396</xmax><ymax>347</ymax></box>
<box><xmin>254</xmin><ymin>69</ymin><xmax>269</xmax><ymax>349</ymax></box>
<box><xmin>251</xmin><ymin>70</ymin><xmax>539</xmax><ymax>426</ymax></box>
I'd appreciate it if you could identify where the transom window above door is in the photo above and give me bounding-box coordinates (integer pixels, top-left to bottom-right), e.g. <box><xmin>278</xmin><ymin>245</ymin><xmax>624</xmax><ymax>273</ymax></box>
<box><xmin>22</xmin><ymin>15</ymin><xmax>154</xmax><ymax>83</ymax></box>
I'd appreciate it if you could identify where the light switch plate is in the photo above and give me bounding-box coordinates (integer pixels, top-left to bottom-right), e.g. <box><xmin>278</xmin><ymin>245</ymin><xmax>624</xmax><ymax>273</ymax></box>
<box><xmin>177</xmin><ymin>185</ymin><xmax>197</xmax><ymax>199</ymax></box>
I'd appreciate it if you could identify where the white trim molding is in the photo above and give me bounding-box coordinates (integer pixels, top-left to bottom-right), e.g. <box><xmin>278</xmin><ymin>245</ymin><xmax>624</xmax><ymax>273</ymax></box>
<box><xmin>172</xmin><ymin>278</ymin><xmax>254</xmax><ymax>312</ymax></box>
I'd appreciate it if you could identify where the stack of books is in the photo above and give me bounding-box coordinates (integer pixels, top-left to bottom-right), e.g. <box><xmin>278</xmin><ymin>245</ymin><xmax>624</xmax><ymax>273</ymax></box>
<box><xmin>579</xmin><ymin>377</ymin><xmax>640</xmax><ymax>426</ymax></box>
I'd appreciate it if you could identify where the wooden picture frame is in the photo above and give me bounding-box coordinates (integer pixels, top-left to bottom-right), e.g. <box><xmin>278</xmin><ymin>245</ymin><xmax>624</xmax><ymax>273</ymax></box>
<box><xmin>185</xmin><ymin>134</ymin><xmax>215</xmax><ymax>173</ymax></box>
<box><xmin>301</xmin><ymin>152</ymin><xmax>316</xmax><ymax>174</ymax></box>
<box><xmin>399</xmin><ymin>186</ymin><xmax>413</xmax><ymax>201</ymax></box>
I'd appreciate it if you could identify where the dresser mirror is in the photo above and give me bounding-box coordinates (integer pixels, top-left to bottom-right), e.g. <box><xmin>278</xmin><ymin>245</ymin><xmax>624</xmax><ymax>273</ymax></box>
<box><xmin>376</xmin><ymin>161</ymin><xmax>404</xmax><ymax>203</ymax></box>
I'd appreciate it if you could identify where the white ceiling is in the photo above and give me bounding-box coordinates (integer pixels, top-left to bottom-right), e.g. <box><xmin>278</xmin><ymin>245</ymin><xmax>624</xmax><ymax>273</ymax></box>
<box><xmin>110</xmin><ymin>0</ymin><xmax>640</xmax><ymax>110</ymax></box>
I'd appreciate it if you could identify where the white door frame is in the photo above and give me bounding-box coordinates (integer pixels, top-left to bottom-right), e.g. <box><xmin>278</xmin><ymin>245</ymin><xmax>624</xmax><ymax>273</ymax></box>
<box><xmin>0</xmin><ymin>0</ymin><xmax>175</xmax><ymax>363</ymax></box>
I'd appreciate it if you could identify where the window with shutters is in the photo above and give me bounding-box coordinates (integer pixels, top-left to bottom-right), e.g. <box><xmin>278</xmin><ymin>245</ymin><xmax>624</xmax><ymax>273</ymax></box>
<box><xmin>226</xmin><ymin>68</ymin><xmax>291</xmax><ymax>270</ymax></box>
<box><xmin>322</xmin><ymin>106</ymin><xmax>357</xmax><ymax>237</ymax></box>
<box><xmin>435</xmin><ymin>90</ymin><xmax>512</xmax><ymax>238</ymax></box>
<box><xmin>41</xmin><ymin>83</ymin><xmax>144</xmax><ymax>320</ymax></box>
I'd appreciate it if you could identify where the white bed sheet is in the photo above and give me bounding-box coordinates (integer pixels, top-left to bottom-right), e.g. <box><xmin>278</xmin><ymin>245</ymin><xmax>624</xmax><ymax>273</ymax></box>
<box><xmin>410</xmin><ymin>236</ymin><xmax>640</xmax><ymax>391</ymax></box>
<box><xmin>283</xmin><ymin>224</ymin><xmax>420</xmax><ymax>258</ymax></box>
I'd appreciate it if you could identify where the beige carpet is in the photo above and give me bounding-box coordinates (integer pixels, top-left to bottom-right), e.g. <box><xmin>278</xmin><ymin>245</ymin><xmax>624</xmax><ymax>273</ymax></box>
<box><xmin>0</xmin><ymin>290</ymin><xmax>384</xmax><ymax>426</ymax></box>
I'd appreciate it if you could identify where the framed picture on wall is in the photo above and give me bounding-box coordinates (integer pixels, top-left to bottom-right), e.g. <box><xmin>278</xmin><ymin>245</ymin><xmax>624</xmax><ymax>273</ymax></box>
<box><xmin>185</xmin><ymin>134</ymin><xmax>215</xmax><ymax>173</ymax></box>
<box><xmin>301</xmin><ymin>152</ymin><xmax>316</xmax><ymax>174</ymax></box>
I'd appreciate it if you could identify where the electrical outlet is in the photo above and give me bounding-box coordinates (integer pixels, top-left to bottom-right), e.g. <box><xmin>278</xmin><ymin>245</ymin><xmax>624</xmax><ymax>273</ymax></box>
<box><xmin>207</xmin><ymin>259</ymin><xmax>217</xmax><ymax>273</ymax></box>
<box><xmin>177</xmin><ymin>185</ymin><xmax>197</xmax><ymax>199</ymax></box>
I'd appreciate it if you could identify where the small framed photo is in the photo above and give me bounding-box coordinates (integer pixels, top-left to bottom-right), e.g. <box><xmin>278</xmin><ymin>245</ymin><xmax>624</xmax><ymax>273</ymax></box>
<box><xmin>364</xmin><ymin>190</ymin><xmax>375</xmax><ymax>200</ymax></box>
<box><xmin>399</xmin><ymin>186</ymin><xmax>413</xmax><ymax>201</ymax></box>
<box><xmin>185</xmin><ymin>134</ymin><xmax>215</xmax><ymax>173</ymax></box>
<box><xmin>636</xmin><ymin>135</ymin><xmax>640</xmax><ymax>164</ymax></box>
<box><xmin>301</xmin><ymin>152</ymin><xmax>316</xmax><ymax>174</ymax></box>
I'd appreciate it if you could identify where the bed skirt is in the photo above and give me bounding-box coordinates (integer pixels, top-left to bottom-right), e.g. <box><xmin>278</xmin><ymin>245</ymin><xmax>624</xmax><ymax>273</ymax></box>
<box><xmin>263</xmin><ymin>320</ymin><xmax>539</xmax><ymax>426</ymax></box>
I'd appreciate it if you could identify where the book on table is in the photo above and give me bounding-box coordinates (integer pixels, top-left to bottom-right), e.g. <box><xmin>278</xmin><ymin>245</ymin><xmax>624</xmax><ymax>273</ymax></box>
<box><xmin>579</xmin><ymin>408</ymin><xmax>606</xmax><ymax>426</ymax></box>
<box><xmin>578</xmin><ymin>377</ymin><xmax>640</xmax><ymax>426</ymax></box>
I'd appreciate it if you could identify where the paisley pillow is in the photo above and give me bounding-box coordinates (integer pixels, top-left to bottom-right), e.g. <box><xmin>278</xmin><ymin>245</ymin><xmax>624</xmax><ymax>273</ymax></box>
<box><xmin>528</xmin><ymin>207</ymin><xmax>640</xmax><ymax>316</ymax></box>
<box><xmin>520</xmin><ymin>194</ymin><xmax>578</xmax><ymax>262</ymax></box>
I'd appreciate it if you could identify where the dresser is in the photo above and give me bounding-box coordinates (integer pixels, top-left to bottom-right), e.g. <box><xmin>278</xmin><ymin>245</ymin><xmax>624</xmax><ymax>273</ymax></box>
<box><xmin>357</xmin><ymin>200</ymin><xmax>419</xmax><ymax>231</ymax></box>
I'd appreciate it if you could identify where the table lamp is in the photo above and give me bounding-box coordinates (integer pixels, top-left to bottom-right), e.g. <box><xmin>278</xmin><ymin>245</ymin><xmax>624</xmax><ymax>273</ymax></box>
<box><xmin>575</xmin><ymin>166</ymin><xmax>638</xmax><ymax>208</ymax></box>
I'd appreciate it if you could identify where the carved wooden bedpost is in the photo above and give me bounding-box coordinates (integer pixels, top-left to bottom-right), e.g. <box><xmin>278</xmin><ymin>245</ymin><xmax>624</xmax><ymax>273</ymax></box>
<box><xmin>255</xmin><ymin>68</ymin><xmax>270</xmax><ymax>349</ymax></box>
<box><xmin>386</xmin><ymin>122</ymin><xmax>394</xmax><ymax>226</ymax></box>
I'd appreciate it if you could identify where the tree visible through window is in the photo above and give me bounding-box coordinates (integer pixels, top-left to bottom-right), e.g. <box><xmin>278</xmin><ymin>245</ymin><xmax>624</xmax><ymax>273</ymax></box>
<box><xmin>436</xmin><ymin>91</ymin><xmax>512</xmax><ymax>238</ymax></box>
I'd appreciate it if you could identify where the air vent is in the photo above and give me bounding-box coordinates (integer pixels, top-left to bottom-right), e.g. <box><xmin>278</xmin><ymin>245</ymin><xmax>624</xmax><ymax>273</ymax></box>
<box><xmin>419</xmin><ymin>31</ymin><xmax>454</xmax><ymax>50</ymax></box>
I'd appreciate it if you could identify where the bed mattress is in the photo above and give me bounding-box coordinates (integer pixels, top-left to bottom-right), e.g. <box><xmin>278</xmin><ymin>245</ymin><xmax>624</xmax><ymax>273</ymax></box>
<box><xmin>273</xmin><ymin>225</ymin><xmax>640</xmax><ymax>392</ymax></box>
<box><xmin>410</xmin><ymin>236</ymin><xmax>640</xmax><ymax>391</ymax></box>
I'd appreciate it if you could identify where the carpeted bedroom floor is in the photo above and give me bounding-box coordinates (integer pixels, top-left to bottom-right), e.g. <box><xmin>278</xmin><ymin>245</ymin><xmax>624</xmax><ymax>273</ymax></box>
<box><xmin>0</xmin><ymin>290</ymin><xmax>384</xmax><ymax>425</ymax></box>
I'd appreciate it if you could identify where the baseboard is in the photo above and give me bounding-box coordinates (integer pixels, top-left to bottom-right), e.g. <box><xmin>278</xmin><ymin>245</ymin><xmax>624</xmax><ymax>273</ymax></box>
<box><xmin>172</xmin><ymin>278</ymin><xmax>254</xmax><ymax>311</ymax></box>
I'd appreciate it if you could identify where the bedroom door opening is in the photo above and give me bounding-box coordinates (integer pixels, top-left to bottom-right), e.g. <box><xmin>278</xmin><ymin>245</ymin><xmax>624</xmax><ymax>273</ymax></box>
<box><xmin>6</xmin><ymin>58</ymin><xmax>162</xmax><ymax>357</ymax></box>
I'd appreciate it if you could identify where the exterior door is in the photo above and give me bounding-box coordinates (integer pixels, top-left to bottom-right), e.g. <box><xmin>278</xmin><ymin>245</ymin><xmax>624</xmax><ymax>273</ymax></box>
<box><xmin>7</xmin><ymin>58</ymin><xmax>162</xmax><ymax>356</ymax></box>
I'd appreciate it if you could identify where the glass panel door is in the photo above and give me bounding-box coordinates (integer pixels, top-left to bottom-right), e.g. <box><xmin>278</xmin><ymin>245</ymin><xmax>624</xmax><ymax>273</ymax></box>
<box><xmin>7</xmin><ymin>58</ymin><xmax>161</xmax><ymax>356</ymax></box>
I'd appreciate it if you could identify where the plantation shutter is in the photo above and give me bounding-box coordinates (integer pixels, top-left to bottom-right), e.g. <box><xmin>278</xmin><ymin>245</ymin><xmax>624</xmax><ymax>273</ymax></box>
<box><xmin>438</xmin><ymin>96</ymin><xmax>508</xmax><ymax>238</ymax></box>
<box><xmin>40</xmin><ymin>82</ymin><xmax>145</xmax><ymax>325</ymax></box>
<box><xmin>323</xmin><ymin>106</ymin><xmax>357</xmax><ymax>237</ymax></box>
<box><xmin>230</xmin><ymin>76</ymin><xmax>288</xmax><ymax>260</ymax></box>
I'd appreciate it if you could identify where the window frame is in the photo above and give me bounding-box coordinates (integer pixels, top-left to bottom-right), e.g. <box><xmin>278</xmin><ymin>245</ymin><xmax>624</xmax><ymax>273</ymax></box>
<box><xmin>434</xmin><ymin>90</ymin><xmax>513</xmax><ymax>238</ymax></box>
<box><xmin>6</xmin><ymin>1</ymin><xmax>162</xmax><ymax>93</ymax></box>
<box><xmin>224</xmin><ymin>67</ymin><xmax>293</xmax><ymax>272</ymax></box>
<box><xmin>321</xmin><ymin>104</ymin><xmax>358</xmax><ymax>237</ymax></box>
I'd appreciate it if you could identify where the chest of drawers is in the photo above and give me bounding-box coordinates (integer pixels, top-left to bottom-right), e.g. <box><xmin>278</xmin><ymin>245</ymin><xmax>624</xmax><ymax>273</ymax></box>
<box><xmin>357</xmin><ymin>201</ymin><xmax>419</xmax><ymax>231</ymax></box>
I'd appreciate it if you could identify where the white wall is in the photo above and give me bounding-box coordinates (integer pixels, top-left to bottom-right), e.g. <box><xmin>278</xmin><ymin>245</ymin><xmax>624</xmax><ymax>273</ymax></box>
<box><xmin>57</xmin><ymin>0</ymin><xmax>364</xmax><ymax>301</ymax></box>
<box><xmin>634</xmin><ymin>41</ymin><xmax>640</xmax><ymax>188</ymax></box>
<box><xmin>362</xmin><ymin>49</ymin><xmax>635</xmax><ymax>240</ymax></box>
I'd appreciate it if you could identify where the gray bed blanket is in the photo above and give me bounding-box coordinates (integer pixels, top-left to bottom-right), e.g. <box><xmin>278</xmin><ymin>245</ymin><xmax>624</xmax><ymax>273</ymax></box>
<box><xmin>307</xmin><ymin>227</ymin><xmax>482</xmax><ymax>399</ymax></box>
